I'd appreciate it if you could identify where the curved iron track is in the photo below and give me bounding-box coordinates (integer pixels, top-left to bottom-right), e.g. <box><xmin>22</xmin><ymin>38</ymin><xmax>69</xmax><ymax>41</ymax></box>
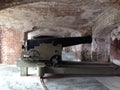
<box><xmin>40</xmin><ymin>78</ymin><xmax>49</xmax><ymax>90</ymax></box>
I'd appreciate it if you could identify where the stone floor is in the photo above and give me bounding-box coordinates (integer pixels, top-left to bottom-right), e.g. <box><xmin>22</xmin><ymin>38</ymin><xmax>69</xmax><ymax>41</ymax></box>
<box><xmin>0</xmin><ymin>64</ymin><xmax>120</xmax><ymax>90</ymax></box>
<box><xmin>44</xmin><ymin>75</ymin><xmax>109</xmax><ymax>90</ymax></box>
<box><xmin>0</xmin><ymin>65</ymin><xmax>42</xmax><ymax>90</ymax></box>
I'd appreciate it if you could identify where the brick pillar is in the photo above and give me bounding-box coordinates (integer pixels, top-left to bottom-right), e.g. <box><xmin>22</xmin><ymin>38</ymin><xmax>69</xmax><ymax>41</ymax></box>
<box><xmin>110</xmin><ymin>38</ymin><xmax>120</xmax><ymax>60</ymax></box>
<box><xmin>91</xmin><ymin>36</ymin><xmax>110</xmax><ymax>62</ymax></box>
<box><xmin>1</xmin><ymin>28</ymin><xmax>23</xmax><ymax>64</ymax></box>
<box><xmin>0</xmin><ymin>29</ymin><xmax>1</xmax><ymax>63</ymax></box>
<box><xmin>81</xmin><ymin>44</ymin><xmax>92</xmax><ymax>62</ymax></box>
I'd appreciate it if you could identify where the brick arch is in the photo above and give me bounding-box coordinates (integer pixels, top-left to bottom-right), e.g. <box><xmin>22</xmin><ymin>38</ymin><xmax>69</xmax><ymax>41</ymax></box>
<box><xmin>0</xmin><ymin>0</ymin><xmax>44</xmax><ymax>10</ymax></box>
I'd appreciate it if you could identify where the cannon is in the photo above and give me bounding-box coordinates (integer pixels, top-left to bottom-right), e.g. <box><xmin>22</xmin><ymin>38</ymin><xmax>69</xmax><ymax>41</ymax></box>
<box><xmin>17</xmin><ymin>30</ymin><xmax>120</xmax><ymax>77</ymax></box>
<box><xmin>21</xmin><ymin>35</ymin><xmax>92</xmax><ymax>66</ymax></box>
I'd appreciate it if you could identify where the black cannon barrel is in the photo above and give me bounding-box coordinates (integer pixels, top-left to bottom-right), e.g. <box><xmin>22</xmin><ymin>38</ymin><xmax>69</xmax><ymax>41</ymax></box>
<box><xmin>26</xmin><ymin>35</ymin><xmax>92</xmax><ymax>50</ymax></box>
<box><xmin>54</xmin><ymin>35</ymin><xmax>92</xmax><ymax>47</ymax></box>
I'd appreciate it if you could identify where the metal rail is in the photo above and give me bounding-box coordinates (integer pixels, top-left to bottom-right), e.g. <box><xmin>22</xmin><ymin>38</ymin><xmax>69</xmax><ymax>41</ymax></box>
<box><xmin>40</xmin><ymin>77</ymin><xmax>49</xmax><ymax>90</ymax></box>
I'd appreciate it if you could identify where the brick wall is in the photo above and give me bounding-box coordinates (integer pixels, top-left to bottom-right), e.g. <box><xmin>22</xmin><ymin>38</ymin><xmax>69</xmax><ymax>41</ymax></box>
<box><xmin>0</xmin><ymin>30</ymin><xmax>2</xmax><ymax>63</ymax></box>
<box><xmin>110</xmin><ymin>38</ymin><xmax>120</xmax><ymax>60</ymax></box>
<box><xmin>91</xmin><ymin>36</ymin><xmax>110</xmax><ymax>62</ymax></box>
<box><xmin>0</xmin><ymin>28</ymin><xmax>23</xmax><ymax>64</ymax></box>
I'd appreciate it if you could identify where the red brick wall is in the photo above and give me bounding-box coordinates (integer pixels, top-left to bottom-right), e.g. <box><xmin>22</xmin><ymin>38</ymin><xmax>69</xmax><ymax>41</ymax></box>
<box><xmin>0</xmin><ymin>30</ymin><xmax>2</xmax><ymax>63</ymax></box>
<box><xmin>110</xmin><ymin>38</ymin><xmax>120</xmax><ymax>60</ymax></box>
<box><xmin>0</xmin><ymin>28</ymin><xmax>23</xmax><ymax>64</ymax></box>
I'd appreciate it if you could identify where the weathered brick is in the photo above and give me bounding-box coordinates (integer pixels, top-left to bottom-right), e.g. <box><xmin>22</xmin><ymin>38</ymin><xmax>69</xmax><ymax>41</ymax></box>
<box><xmin>0</xmin><ymin>28</ymin><xmax>23</xmax><ymax>64</ymax></box>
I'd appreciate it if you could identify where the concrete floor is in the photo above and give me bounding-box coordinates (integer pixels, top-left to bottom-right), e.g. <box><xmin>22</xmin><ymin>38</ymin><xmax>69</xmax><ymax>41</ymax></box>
<box><xmin>44</xmin><ymin>75</ymin><xmax>109</xmax><ymax>90</ymax></box>
<box><xmin>44</xmin><ymin>75</ymin><xmax>120</xmax><ymax>90</ymax></box>
<box><xmin>0</xmin><ymin>65</ymin><xmax>42</xmax><ymax>90</ymax></box>
<box><xmin>0</xmin><ymin>64</ymin><xmax>120</xmax><ymax>90</ymax></box>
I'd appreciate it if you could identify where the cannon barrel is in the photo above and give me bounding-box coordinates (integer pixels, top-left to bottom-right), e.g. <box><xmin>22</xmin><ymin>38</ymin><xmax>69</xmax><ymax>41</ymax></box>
<box><xmin>26</xmin><ymin>35</ymin><xmax>92</xmax><ymax>50</ymax></box>
<box><xmin>53</xmin><ymin>35</ymin><xmax>92</xmax><ymax>47</ymax></box>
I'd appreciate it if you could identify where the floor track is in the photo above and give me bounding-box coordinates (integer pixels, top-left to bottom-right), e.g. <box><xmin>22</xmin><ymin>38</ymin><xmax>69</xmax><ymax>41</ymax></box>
<box><xmin>40</xmin><ymin>77</ymin><xmax>49</xmax><ymax>90</ymax></box>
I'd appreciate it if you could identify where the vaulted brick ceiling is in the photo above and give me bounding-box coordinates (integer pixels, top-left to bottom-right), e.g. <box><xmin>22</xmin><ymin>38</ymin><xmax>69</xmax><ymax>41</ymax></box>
<box><xmin>0</xmin><ymin>0</ymin><xmax>119</xmax><ymax>36</ymax></box>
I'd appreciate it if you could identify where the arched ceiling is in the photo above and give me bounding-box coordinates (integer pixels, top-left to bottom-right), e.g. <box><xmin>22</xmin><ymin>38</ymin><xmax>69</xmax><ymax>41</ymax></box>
<box><xmin>0</xmin><ymin>0</ymin><xmax>119</xmax><ymax>36</ymax></box>
<box><xmin>0</xmin><ymin>0</ymin><xmax>118</xmax><ymax>10</ymax></box>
